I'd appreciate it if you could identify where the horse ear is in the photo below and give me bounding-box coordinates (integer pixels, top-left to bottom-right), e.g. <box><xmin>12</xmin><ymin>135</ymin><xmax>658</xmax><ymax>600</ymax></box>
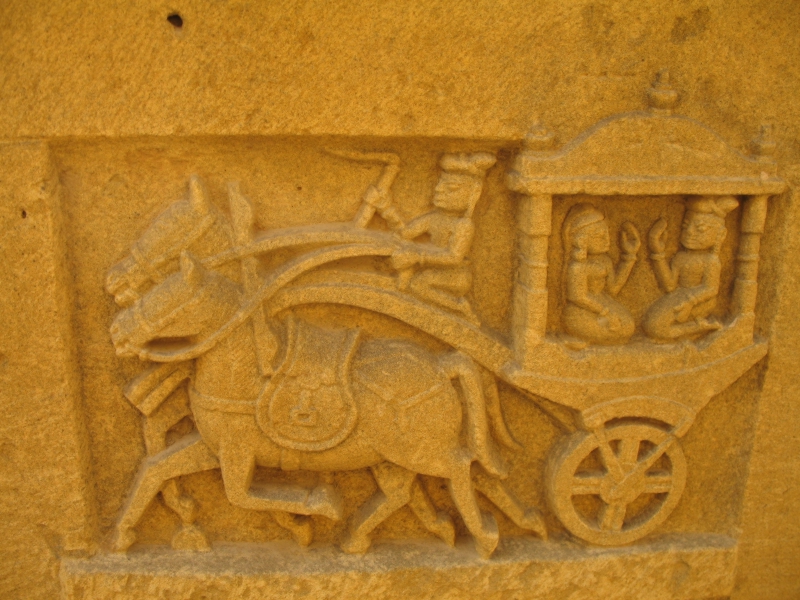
<box><xmin>179</xmin><ymin>251</ymin><xmax>205</xmax><ymax>286</ymax></box>
<box><xmin>188</xmin><ymin>175</ymin><xmax>210</xmax><ymax>215</ymax></box>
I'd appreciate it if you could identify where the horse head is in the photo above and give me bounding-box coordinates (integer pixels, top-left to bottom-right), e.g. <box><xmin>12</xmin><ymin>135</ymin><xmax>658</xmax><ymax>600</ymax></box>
<box><xmin>110</xmin><ymin>252</ymin><xmax>241</xmax><ymax>359</ymax></box>
<box><xmin>106</xmin><ymin>175</ymin><xmax>235</xmax><ymax>307</ymax></box>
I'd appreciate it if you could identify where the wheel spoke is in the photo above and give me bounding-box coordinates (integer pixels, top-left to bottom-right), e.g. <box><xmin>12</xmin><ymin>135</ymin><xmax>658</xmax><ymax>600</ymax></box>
<box><xmin>643</xmin><ymin>472</ymin><xmax>673</xmax><ymax>494</ymax></box>
<box><xmin>599</xmin><ymin>501</ymin><xmax>626</xmax><ymax>531</ymax></box>
<box><xmin>617</xmin><ymin>437</ymin><xmax>640</xmax><ymax>470</ymax></box>
<box><xmin>571</xmin><ymin>473</ymin><xmax>604</xmax><ymax>495</ymax></box>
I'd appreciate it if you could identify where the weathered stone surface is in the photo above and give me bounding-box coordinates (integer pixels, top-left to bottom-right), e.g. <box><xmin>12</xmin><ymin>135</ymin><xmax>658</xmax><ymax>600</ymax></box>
<box><xmin>0</xmin><ymin>142</ymin><xmax>96</xmax><ymax>599</ymax></box>
<box><xmin>1</xmin><ymin>2</ymin><xmax>799</xmax><ymax>599</ymax></box>
<box><xmin>61</xmin><ymin>534</ymin><xmax>736</xmax><ymax>600</ymax></box>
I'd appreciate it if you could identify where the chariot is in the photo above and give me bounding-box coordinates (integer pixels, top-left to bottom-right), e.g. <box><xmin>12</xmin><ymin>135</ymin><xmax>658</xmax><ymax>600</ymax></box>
<box><xmin>108</xmin><ymin>77</ymin><xmax>785</xmax><ymax>551</ymax></box>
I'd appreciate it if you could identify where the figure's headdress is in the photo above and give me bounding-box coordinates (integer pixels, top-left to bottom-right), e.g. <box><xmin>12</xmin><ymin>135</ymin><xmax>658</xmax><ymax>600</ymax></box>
<box><xmin>562</xmin><ymin>203</ymin><xmax>605</xmax><ymax>261</ymax></box>
<box><xmin>687</xmin><ymin>195</ymin><xmax>739</xmax><ymax>218</ymax></box>
<box><xmin>434</xmin><ymin>152</ymin><xmax>497</xmax><ymax>216</ymax></box>
<box><xmin>439</xmin><ymin>153</ymin><xmax>497</xmax><ymax>176</ymax></box>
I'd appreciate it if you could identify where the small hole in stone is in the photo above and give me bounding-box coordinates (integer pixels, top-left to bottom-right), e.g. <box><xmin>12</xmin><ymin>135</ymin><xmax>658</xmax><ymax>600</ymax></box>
<box><xmin>296</xmin><ymin>186</ymin><xmax>302</xmax><ymax>191</ymax></box>
<box><xmin>167</xmin><ymin>13</ymin><xmax>183</xmax><ymax>28</ymax></box>
<box><xmin>21</xmin><ymin>209</ymin><xmax>27</xmax><ymax>219</ymax></box>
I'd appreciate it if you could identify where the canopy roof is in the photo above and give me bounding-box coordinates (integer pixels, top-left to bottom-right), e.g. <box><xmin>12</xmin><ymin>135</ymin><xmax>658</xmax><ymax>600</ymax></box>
<box><xmin>507</xmin><ymin>111</ymin><xmax>785</xmax><ymax>196</ymax></box>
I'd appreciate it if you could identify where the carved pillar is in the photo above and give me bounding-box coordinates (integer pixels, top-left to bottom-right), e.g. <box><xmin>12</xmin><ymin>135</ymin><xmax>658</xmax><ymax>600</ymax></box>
<box><xmin>512</xmin><ymin>193</ymin><xmax>552</xmax><ymax>370</ymax></box>
<box><xmin>732</xmin><ymin>194</ymin><xmax>768</xmax><ymax>319</ymax></box>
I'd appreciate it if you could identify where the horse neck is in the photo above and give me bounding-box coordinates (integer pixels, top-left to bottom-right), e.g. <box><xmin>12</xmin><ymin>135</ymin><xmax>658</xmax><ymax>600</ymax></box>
<box><xmin>192</xmin><ymin>278</ymin><xmax>266</xmax><ymax>401</ymax></box>
<box><xmin>190</xmin><ymin>213</ymin><xmax>233</xmax><ymax>256</ymax></box>
<box><xmin>190</xmin><ymin>216</ymin><xmax>240</xmax><ymax>280</ymax></box>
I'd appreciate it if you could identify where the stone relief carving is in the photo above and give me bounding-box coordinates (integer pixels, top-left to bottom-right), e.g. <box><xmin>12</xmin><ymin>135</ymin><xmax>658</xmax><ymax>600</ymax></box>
<box><xmin>561</xmin><ymin>203</ymin><xmax>639</xmax><ymax>346</ymax></box>
<box><xmin>643</xmin><ymin>196</ymin><xmax>739</xmax><ymax>340</ymax></box>
<box><xmin>105</xmin><ymin>73</ymin><xmax>785</xmax><ymax>556</ymax></box>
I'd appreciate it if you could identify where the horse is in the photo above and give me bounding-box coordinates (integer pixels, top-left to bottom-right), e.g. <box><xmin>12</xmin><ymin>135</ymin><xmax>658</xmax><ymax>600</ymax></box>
<box><xmin>105</xmin><ymin>175</ymin><xmax>316</xmax><ymax>548</ymax></box>
<box><xmin>108</xmin><ymin>249</ymin><xmax>546</xmax><ymax>557</ymax></box>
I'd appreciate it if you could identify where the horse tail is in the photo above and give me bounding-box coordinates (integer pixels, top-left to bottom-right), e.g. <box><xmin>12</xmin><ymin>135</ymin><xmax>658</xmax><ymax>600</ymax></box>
<box><xmin>440</xmin><ymin>353</ymin><xmax>510</xmax><ymax>479</ymax></box>
<box><xmin>480</xmin><ymin>369</ymin><xmax>523</xmax><ymax>452</ymax></box>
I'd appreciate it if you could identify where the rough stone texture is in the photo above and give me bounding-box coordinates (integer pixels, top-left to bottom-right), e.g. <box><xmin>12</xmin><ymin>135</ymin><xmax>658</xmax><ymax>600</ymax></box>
<box><xmin>60</xmin><ymin>535</ymin><xmax>736</xmax><ymax>600</ymax></box>
<box><xmin>1</xmin><ymin>1</ymin><xmax>799</xmax><ymax>599</ymax></box>
<box><xmin>0</xmin><ymin>143</ymin><xmax>96</xmax><ymax>599</ymax></box>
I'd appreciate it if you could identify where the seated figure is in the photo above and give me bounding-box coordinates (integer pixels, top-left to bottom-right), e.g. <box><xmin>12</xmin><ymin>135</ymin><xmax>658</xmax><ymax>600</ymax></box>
<box><xmin>390</xmin><ymin>152</ymin><xmax>496</xmax><ymax>320</ymax></box>
<box><xmin>561</xmin><ymin>204</ymin><xmax>639</xmax><ymax>345</ymax></box>
<box><xmin>643</xmin><ymin>195</ymin><xmax>739</xmax><ymax>341</ymax></box>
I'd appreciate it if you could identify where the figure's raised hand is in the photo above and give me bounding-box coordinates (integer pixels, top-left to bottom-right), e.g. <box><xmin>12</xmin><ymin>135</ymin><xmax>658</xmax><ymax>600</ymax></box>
<box><xmin>648</xmin><ymin>218</ymin><xmax>668</xmax><ymax>254</ymax></box>
<box><xmin>620</xmin><ymin>222</ymin><xmax>641</xmax><ymax>256</ymax></box>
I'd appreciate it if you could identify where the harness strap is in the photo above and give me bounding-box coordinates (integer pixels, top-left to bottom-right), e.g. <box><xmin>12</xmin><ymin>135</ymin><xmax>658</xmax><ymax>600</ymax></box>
<box><xmin>135</xmin><ymin>242</ymin><xmax>395</xmax><ymax>362</ymax></box>
<box><xmin>189</xmin><ymin>387</ymin><xmax>255</xmax><ymax>415</ymax></box>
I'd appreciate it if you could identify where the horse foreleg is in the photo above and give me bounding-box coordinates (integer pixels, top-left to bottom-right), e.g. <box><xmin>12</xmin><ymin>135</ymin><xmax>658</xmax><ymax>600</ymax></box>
<box><xmin>218</xmin><ymin>440</ymin><xmax>343</xmax><ymax>520</ymax></box>
<box><xmin>447</xmin><ymin>455</ymin><xmax>499</xmax><ymax>558</ymax></box>
<box><xmin>271</xmin><ymin>512</ymin><xmax>313</xmax><ymax>547</ymax></box>
<box><xmin>340</xmin><ymin>463</ymin><xmax>415</xmax><ymax>554</ymax></box>
<box><xmin>408</xmin><ymin>478</ymin><xmax>455</xmax><ymax>547</ymax></box>
<box><xmin>113</xmin><ymin>432</ymin><xmax>219</xmax><ymax>552</ymax></box>
<box><xmin>473</xmin><ymin>469</ymin><xmax>547</xmax><ymax>540</ymax></box>
<box><xmin>159</xmin><ymin>480</ymin><xmax>211</xmax><ymax>551</ymax></box>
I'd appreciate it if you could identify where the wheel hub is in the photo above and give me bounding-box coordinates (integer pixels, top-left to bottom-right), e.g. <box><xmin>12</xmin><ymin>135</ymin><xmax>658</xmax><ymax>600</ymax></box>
<box><xmin>600</xmin><ymin>470</ymin><xmax>645</xmax><ymax>505</ymax></box>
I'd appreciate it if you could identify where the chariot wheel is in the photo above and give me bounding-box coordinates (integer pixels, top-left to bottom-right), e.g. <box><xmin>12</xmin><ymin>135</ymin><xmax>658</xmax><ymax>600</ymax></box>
<box><xmin>546</xmin><ymin>422</ymin><xmax>687</xmax><ymax>546</ymax></box>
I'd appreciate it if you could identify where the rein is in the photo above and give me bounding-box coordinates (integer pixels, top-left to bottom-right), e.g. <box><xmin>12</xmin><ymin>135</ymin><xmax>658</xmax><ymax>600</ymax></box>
<box><xmin>131</xmin><ymin>242</ymin><xmax>396</xmax><ymax>362</ymax></box>
<box><xmin>131</xmin><ymin>284</ymin><xmax>217</xmax><ymax>339</ymax></box>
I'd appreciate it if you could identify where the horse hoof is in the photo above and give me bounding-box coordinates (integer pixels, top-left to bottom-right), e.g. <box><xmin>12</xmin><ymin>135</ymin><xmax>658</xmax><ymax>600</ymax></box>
<box><xmin>521</xmin><ymin>508</ymin><xmax>548</xmax><ymax>541</ymax></box>
<box><xmin>474</xmin><ymin>513</ymin><xmax>499</xmax><ymax>559</ymax></box>
<box><xmin>339</xmin><ymin>532</ymin><xmax>371</xmax><ymax>555</ymax></box>
<box><xmin>111</xmin><ymin>527</ymin><xmax>137</xmax><ymax>553</ymax></box>
<box><xmin>171</xmin><ymin>524</ymin><xmax>211</xmax><ymax>551</ymax></box>
<box><xmin>290</xmin><ymin>516</ymin><xmax>314</xmax><ymax>547</ymax></box>
<box><xmin>307</xmin><ymin>484</ymin><xmax>344</xmax><ymax>521</ymax></box>
<box><xmin>432</xmin><ymin>512</ymin><xmax>456</xmax><ymax>547</ymax></box>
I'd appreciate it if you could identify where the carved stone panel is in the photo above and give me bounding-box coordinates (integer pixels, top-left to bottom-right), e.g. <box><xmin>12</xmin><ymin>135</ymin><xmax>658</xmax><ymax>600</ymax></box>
<box><xmin>3</xmin><ymin>6</ymin><xmax>799</xmax><ymax>594</ymax></box>
<box><xmin>38</xmin><ymin>73</ymin><xmax>778</xmax><ymax>578</ymax></box>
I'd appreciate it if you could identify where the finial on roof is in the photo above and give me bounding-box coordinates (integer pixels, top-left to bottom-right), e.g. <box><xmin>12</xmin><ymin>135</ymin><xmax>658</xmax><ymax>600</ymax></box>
<box><xmin>750</xmin><ymin>124</ymin><xmax>777</xmax><ymax>162</ymax></box>
<box><xmin>523</xmin><ymin>121</ymin><xmax>555</xmax><ymax>152</ymax></box>
<box><xmin>647</xmin><ymin>69</ymin><xmax>679</xmax><ymax>115</ymax></box>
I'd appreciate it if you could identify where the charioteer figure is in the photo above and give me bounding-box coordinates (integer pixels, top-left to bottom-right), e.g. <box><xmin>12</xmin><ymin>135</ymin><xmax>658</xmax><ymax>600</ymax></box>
<box><xmin>390</xmin><ymin>152</ymin><xmax>496</xmax><ymax>320</ymax></box>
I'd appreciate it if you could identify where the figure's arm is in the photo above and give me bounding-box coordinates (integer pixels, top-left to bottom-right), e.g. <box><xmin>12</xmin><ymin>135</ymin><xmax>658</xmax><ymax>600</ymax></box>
<box><xmin>607</xmin><ymin>222</ymin><xmax>639</xmax><ymax>296</ymax></box>
<box><xmin>682</xmin><ymin>257</ymin><xmax>722</xmax><ymax>307</ymax></box>
<box><xmin>391</xmin><ymin>213</ymin><xmax>446</xmax><ymax>270</ymax></box>
<box><xmin>608</xmin><ymin>256</ymin><xmax>635</xmax><ymax>296</ymax></box>
<box><xmin>566</xmin><ymin>262</ymin><xmax>608</xmax><ymax>315</ymax></box>
<box><xmin>651</xmin><ymin>255</ymin><xmax>678</xmax><ymax>292</ymax></box>
<box><xmin>648</xmin><ymin>219</ymin><xmax>678</xmax><ymax>292</ymax></box>
<box><xmin>398</xmin><ymin>213</ymin><xmax>433</xmax><ymax>240</ymax></box>
<box><xmin>415</xmin><ymin>219</ymin><xmax>474</xmax><ymax>267</ymax></box>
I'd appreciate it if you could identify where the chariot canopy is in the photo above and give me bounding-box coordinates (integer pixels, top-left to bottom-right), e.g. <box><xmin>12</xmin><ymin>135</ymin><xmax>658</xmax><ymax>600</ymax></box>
<box><xmin>502</xmin><ymin>71</ymin><xmax>785</xmax><ymax>416</ymax></box>
<box><xmin>507</xmin><ymin>72</ymin><xmax>785</xmax><ymax>197</ymax></box>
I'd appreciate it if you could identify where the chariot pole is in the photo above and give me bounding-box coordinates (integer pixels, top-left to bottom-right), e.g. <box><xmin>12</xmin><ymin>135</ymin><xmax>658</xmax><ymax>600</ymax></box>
<box><xmin>228</xmin><ymin>182</ymin><xmax>278</xmax><ymax>375</ymax></box>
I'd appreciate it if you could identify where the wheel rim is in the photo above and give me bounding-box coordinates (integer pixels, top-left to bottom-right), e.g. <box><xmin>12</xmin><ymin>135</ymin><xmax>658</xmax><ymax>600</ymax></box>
<box><xmin>546</xmin><ymin>422</ymin><xmax>687</xmax><ymax>545</ymax></box>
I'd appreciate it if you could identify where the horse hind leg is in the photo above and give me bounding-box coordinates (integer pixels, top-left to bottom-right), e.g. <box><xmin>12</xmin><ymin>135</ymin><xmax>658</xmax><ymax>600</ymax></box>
<box><xmin>113</xmin><ymin>431</ymin><xmax>219</xmax><ymax>552</ymax></box>
<box><xmin>408</xmin><ymin>479</ymin><xmax>456</xmax><ymax>547</ymax></box>
<box><xmin>447</xmin><ymin>455</ymin><xmax>499</xmax><ymax>559</ymax></box>
<box><xmin>271</xmin><ymin>512</ymin><xmax>313</xmax><ymax>547</ymax></box>
<box><xmin>473</xmin><ymin>469</ymin><xmax>547</xmax><ymax>540</ymax></box>
<box><xmin>340</xmin><ymin>463</ymin><xmax>416</xmax><ymax>554</ymax></box>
